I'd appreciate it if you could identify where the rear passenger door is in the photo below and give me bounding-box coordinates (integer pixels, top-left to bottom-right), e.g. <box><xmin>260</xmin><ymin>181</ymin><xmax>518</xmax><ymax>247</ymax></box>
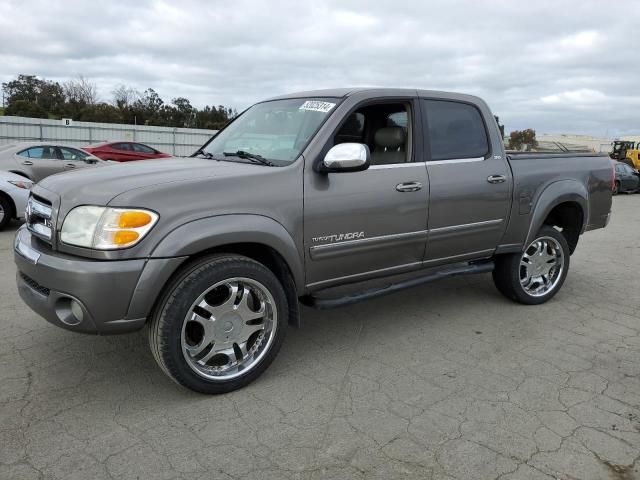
<box><xmin>422</xmin><ymin>99</ymin><xmax>511</xmax><ymax>264</ymax></box>
<box><xmin>14</xmin><ymin>146</ymin><xmax>61</xmax><ymax>181</ymax></box>
<box><xmin>131</xmin><ymin>143</ymin><xmax>158</xmax><ymax>159</ymax></box>
<box><xmin>111</xmin><ymin>143</ymin><xmax>134</xmax><ymax>161</ymax></box>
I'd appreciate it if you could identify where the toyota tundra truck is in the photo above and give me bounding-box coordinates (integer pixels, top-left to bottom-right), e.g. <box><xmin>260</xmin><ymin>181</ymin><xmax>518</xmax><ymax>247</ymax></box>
<box><xmin>14</xmin><ymin>88</ymin><xmax>613</xmax><ymax>393</ymax></box>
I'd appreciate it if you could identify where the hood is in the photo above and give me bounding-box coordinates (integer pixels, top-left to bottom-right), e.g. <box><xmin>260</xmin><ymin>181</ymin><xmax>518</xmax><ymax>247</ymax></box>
<box><xmin>38</xmin><ymin>157</ymin><xmax>272</xmax><ymax>207</ymax></box>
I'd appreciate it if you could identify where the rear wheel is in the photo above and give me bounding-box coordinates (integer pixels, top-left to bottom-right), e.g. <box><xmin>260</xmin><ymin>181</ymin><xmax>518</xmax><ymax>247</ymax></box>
<box><xmin>493</xmin><ymin>226</ymin><xmax>570</xmax><ymax>305</ymax></box>
<box><xmin>148</xmin><ymin>254</ymin><xmax>288</xmax><ymax>394</ymax></box>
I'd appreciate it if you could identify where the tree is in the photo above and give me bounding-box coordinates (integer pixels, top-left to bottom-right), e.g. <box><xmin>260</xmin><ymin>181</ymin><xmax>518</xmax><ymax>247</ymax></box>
<box><xmin>112</xmin><ymin>85</ymin><xmax>139</xmax><ymax>109</ymax></box>
<box><xmin>79</xmin><ymin>103</ymin><xmax>123</xmax><ymax>123</ymax></box>
<box><xmin>2</xmin><ymin>74</ymin><xmax>42</xmax><ymax>104</ymax></box>
<box><xmin>508</xmin><ymin>129</ymin><xmax>538</xmax><ymax>151</ymax></box>
<box><xmin>1</xmin><ymin>74</ymin><xmax>238</xmax><ymax>128</ymax></box>
<box><xmin>2</xmin><ymin>74</ymin><xmax>65</xmax><ymax>114</ymax></box>
<box><xmin>64</xmin><ymin>75</ymin><xmax>98</xmax><ymax>105</ymax></box>
<box><xmin>37</xmin><ymin>81</ymin><xmax>65</xmax><ymax>115</ymax></box>
<box><xmin>131</xmin><ymin>88</ymin><xmax>164</xmax><ymax>124</ymax></box>
<box><xmin>170</xmin><ymin>97</ymin><xmax>194</xmax><ymax>127</ymax></box>
<box><xmin>197</xmin><ymin>104</ymin><xmax>237</xmax><ymax>129</ymax></box>
<box><xmin>4</xmin><ymin>100</ymin><xmax>48</xmax><ymax>118</ymax></box>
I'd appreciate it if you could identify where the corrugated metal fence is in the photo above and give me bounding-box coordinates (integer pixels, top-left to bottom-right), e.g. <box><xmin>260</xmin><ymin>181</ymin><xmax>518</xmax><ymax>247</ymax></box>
<box><xmin>0</xmin><ymin>116</ymin><xmax>217</xmax><ymax>156</ymax></box>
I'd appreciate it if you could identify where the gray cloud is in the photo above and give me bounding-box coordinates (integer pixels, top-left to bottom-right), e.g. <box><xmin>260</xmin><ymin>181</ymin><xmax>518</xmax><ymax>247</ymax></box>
<box><xmin>1</xmin><ymin>0</ymin><xmax>639</xmax><ymax>135</ymax></box>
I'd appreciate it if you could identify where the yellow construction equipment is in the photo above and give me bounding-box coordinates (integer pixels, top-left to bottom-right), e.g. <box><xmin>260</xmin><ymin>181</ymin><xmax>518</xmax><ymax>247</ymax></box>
<box><xmin>610</xmin><ymin>140</ymin><xmax>640</xmax><ymax>169</ymax></box>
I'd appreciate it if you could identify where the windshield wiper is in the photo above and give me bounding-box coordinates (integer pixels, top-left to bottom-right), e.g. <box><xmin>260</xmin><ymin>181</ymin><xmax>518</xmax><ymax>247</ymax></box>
<box><xmin>223</xmin><ymin>150</ymin><xmax>275</xmax><ymax>166</ymax></box>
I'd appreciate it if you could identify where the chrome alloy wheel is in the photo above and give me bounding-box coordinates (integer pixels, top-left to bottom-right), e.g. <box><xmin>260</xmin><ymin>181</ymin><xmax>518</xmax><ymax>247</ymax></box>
<box><xmin>519</xmin><ymin>236</ymin><xmax>565</xmax><ymax>297</ymax></box>
<box><xmin>0</xmin><ymin>203</ymin><xmax>4</xmax><ymax>224</ymax></box>
<box><xmin>181</xmin><ymin>277</ymin><xmax>277</xmax><ymax>380</ymax></box>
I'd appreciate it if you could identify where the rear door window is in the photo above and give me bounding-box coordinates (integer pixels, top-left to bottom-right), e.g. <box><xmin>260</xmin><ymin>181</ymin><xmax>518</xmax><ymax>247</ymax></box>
<box><xmin>59</xmin><ymin>147</ymin><xmax>89</xmax><ymax>161</ymax></box>
<box><xmin>112</xmin><ymin>143</ymin><xmax>131</xmax><ymax>151</ymax></box>
<box><xmin>17</xmin><ymin>146</ymin><xmax>57</xmax><ymax>159</ymax></box>
<box><xmin>423</xmin><ymin>100</ymin><xmax>489</xmax><ymax>161</ymax></box>
<box><xmin>132</xmin><ymin>143</ymin><xmax>156</xmax><ymax>154</ymax></box>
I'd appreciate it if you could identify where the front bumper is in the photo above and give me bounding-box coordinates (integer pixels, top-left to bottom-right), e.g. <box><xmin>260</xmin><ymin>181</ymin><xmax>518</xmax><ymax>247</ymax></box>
<box><xmin>14</xmin><ymin>226</ymin><xmax>185</xmax><ymax>335</ymax></box>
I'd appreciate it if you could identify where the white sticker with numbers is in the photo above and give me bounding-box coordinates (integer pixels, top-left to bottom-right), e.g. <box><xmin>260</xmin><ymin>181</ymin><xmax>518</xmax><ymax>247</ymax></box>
<box><xmin>299</xmin><ymin>100</ymin><xmax>336</xmax><ymax>113</ymax></box>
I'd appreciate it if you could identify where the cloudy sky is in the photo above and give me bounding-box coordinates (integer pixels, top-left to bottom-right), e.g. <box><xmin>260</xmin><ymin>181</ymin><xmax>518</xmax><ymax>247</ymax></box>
<box><xmin>1</xmin><ymin>0</ymin><xmax>639</xmax><ymax>136</ymax></box>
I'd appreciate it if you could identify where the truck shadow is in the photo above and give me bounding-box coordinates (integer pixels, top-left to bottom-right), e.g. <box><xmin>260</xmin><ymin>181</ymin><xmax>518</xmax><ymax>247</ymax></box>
<box><xmin>17</xmin><ymin>273</ymin><xmax>502</xmax><ymax>403</ymax></box>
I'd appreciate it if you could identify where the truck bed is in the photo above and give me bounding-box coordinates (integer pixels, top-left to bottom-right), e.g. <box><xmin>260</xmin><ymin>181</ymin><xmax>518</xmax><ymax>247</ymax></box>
<box><xmin>501</xmin><ymin>152</ymin><xmax>612</xmax><ymax>248</ymax></box>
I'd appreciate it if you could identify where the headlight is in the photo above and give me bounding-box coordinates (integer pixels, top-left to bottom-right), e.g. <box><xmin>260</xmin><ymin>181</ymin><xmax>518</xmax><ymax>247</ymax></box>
<box><xmin>61</xmin><ymin>206</ymin><xmax>158</xmax><ymax>250</ymax></box>
<box><xmin>8</xmin><ymin>180</ymin><xmax>33</xmax><ymax>189</ymax></box>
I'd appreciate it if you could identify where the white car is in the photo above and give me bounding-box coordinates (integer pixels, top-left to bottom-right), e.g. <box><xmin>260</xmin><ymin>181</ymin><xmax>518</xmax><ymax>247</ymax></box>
<box><xmin>0</xmin><ymin>171</ymin><xmax>32</xmax><ymax>230</ymax></box>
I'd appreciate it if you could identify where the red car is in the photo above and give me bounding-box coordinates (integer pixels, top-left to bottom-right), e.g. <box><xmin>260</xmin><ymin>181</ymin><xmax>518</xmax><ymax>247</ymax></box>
<box><xmin>83</xmin><ymin>142</ymin><xmax>171</xmax><ymax>162</ymax></box>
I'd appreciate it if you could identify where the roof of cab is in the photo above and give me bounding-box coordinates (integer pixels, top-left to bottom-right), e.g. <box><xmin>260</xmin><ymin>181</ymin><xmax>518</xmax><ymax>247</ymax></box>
<box><xmin>265</xmin><ymin>88</ymin><xmax>364</xmax><ymax>101</ymax></box>
<box><xmin>264</xmin><ymin>87</ymin><xmax>483</xmax><ymax>105</ymax></box>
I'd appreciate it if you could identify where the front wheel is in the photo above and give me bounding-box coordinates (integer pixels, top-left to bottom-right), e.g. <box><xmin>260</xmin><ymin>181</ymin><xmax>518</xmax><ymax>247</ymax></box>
<box><xmin>613</xmin><ymin>181</ymin><xmax>620</xmax><ymax>195</ymax></box>
<box><xmin>0</xmin><ymin>196</ymin><xmax>12</xmax><ymax>230</ymax></box>
<box><xmin>493</xmin><ymin>226</ymin><xmax>570</xmax><ymax>305</ymax></box>
<box><xmin>148</xmin><ymin>254</ymin><xmax>288</xmax><ymax>394</ymax></box>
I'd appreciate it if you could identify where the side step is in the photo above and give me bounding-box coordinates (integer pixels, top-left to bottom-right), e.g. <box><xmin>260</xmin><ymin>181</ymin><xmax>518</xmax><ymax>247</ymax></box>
<box><xmin>301</xmin><ymin>261</ymin><xmax>494</xmax><ymax>310</ymax></box>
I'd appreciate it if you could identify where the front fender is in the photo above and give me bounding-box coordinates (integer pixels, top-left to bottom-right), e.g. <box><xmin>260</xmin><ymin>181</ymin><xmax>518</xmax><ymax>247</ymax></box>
<box><xmin>150</xmin><ymin>214</ymin><xmax>304</xmax><ymax>291</ymax></box>
<box><xmin>525</xmin><ymin>180</ymin><xmax>588</xmax><ymax>247</ymax></box>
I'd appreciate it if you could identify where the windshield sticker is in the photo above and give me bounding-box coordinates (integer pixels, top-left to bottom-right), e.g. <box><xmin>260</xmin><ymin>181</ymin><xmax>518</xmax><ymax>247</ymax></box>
<box><xmin>299</xmin><ymin>101</ymin><xmax>336</xmax><ymax>113</ymax></box>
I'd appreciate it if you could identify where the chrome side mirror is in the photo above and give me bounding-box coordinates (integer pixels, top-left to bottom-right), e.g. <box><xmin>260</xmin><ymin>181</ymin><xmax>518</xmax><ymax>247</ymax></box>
<box><xmin>322</xmin><ymin>143</ymin><xmax>370</xmax><ymax>172</ymax></box>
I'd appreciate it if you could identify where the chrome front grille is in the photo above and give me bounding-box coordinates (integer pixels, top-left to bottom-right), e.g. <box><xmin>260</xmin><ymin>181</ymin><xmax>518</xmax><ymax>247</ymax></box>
<box><xmin>26</xmin><ymin>195</ymin><xmax>54</xmax><ymax>244</ymax></box>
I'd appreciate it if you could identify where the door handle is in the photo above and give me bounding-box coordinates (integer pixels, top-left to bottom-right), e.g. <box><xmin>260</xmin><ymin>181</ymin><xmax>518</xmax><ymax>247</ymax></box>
<box><xmin>396</xmin><ymin>181</ymin><xmax>423</xmax><ymax>192</ymax></box>
<box><xmin>22</xmin><ymin>161</ymin><xmax>33</xmax><ymax>166</ymax></box>
<box><xmin>487</xmin><ymin>174</ymin><xmax>506</xmax><ymax>184</ymax></box>
<box><xmin>65</xmin><ymin>163</ymin><xmax>76</xmax><ymax>168</ymax></box>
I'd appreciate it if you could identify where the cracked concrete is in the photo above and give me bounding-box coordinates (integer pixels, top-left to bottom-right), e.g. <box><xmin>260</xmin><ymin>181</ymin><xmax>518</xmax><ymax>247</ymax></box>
<box><xmin>1</xmin><ymin>195</ymin><xmax>639</xmax><ymax>480</ymax></box>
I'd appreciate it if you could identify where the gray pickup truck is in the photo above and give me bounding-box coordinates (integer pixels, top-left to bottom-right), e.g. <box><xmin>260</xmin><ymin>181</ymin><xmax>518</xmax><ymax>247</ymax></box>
<box><xmin>14</xmin><ymin>88</ymin><xmax>613</xmax><ymax>393</ymax></box>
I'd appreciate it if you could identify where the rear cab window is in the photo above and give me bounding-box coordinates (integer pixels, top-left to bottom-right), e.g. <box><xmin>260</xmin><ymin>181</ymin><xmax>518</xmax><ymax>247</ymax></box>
<box><xmin>423</xmin><ymin>100</ymin><xmax>489</xmax><ymax>161</ymax></box>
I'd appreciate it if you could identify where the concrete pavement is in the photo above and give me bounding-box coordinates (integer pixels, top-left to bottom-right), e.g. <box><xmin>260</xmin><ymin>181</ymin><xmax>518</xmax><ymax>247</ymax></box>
<box><xmin>1</xmin><ymin>196</ymin><xmax>639</xmax><ymax>479</ymax></box>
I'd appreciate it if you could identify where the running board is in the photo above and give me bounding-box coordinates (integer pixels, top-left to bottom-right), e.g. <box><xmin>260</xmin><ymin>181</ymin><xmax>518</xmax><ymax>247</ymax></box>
<box><xmin>301</xmin><ymin>261</ymin><xmax>494</xmax><ymax>310</ymax></box>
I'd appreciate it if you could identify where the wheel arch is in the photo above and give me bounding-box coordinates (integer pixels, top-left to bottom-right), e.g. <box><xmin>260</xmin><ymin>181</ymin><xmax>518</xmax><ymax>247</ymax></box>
<box><xmin>525</xmin><ymin>180</ymin><xmax>588</xmax><ymax>254</ymax></box>
<box><xmin>8</xmin><ymin>170</ymin><xmax>32</xmax><ymax>180</ymax></box>
<box><xmin>147</xmin><ymin>215</ymin><xmax>304</xmax><ymax>326</ymax></box>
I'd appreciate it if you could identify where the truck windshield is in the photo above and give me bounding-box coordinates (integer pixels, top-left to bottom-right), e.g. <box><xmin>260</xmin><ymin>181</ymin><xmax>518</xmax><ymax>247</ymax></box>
<box><xmin>201</xmin><ymin>98</ymin><xmax>339</xmax><ymax>165</ymax></box>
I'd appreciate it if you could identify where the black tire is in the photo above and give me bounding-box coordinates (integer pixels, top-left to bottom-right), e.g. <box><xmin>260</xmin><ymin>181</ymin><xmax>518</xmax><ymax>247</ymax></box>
<box><xmin>613</xmin><ymin>181</ymin><xmax>620</xmax><ymax>195</ymax></box>
<box><xmin>0</xmin><ymin>195</ymin><xmax>13</xmax><ymax>231</ymax></box>
<box><xmin>148</xmin><ymin>254</ymin><xmax>288</xmax><ymax>394</ymax></box>
<box><xmin>492</xmin><ymin>226</ymin><xmax>570</xmax><ymax>305</ymax></box>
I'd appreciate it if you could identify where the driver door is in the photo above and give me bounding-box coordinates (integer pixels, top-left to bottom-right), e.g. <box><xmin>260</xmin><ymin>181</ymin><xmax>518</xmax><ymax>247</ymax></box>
<box><xmin>303</xmin><ymin>99</ymin><xmax>429</xmax><ymax>289</ymax></box>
